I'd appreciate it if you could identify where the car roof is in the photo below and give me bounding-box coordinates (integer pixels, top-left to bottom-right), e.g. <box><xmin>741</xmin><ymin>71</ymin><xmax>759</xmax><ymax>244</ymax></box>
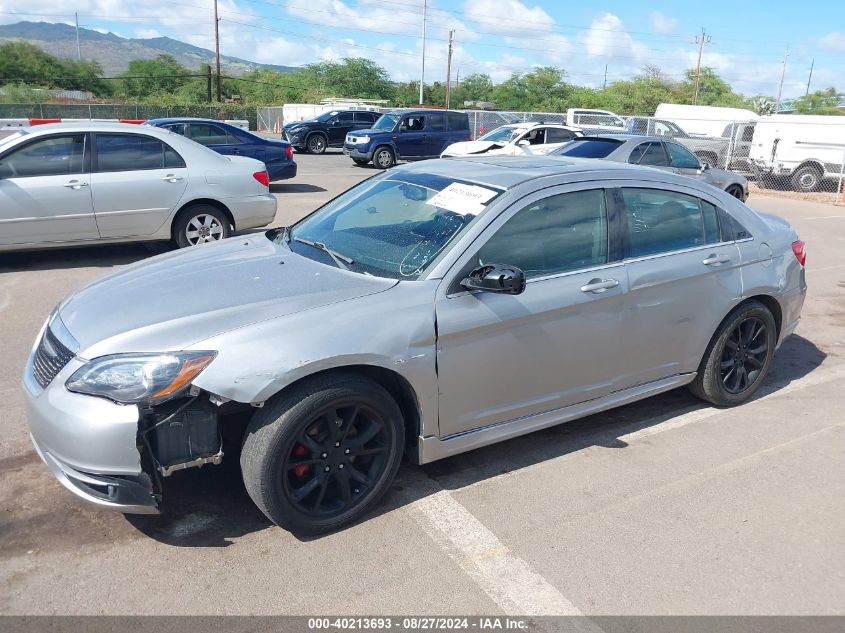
<box><xmin>145</xmin><ymin>117</ymin><xmax>239</xmax><ymax>127</ymax></box>
<box><xmin>15</xmin><ymin>121</ymin><xmax>179</xmax><ymax>136</ymax></box>
<box><xmin>395</xmin><ymin>155</ymin><xmax>685</xmax><ymax>189</ymax></box>
<box><xmin>577</xmin><ymin>133</ymin><xmax>672</xmax><ymax>143</ymax></box>
<box><xmin>385</xmin><ymin>109</ymin><xmax>467</xmax><ymax>115</ymax></box>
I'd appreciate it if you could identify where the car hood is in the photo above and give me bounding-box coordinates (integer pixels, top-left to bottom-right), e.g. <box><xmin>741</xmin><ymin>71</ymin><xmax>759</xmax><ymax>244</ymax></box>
<box><xmin>442</xmin><ymin>140</ymin><xmax>505</xmax><ymax>156</ymax></box>
<box><xmin>284</xmin><ymin>121</ymin><xmax>315</xmax><ymax>130</ymax></box>
<box><xmin>58</xmin><ymin>234</ymin><xmax>397</xmax><ymax>357</ymax></box>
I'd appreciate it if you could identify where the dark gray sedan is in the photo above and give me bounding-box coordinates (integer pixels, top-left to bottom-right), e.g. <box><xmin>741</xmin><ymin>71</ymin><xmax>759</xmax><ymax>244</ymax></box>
<box><xmin>552</xmin><ymin>134</ymin><xmax>749</xmax><ymax>200</ymax></box>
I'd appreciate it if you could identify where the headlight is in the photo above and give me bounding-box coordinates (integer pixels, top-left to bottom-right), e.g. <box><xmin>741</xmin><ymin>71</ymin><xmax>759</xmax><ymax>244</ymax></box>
<box><xmin>288</xmin><ymin>128</ymin><xmax>304</xmax><ymax>138</ymax></box>
<box><xmin>355</xmin><ymin>135</ymin><xmax>370</xmax><ymax>144</ymax></box>
<box><xmin>66</xmin><ymin>351</ymin><xmax>217</xmax><ymax>405</ymax></box>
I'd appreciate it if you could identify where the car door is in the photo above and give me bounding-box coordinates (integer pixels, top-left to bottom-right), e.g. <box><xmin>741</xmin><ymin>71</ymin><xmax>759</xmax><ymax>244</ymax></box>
<box><xmin>0</xmin><ymin>133</ymin><xmax>97</xmax><ymax>246</ymax></box>
<box><xmin>225</xmin><ymin>128</ymin><xmax>266</xmax><ymax>162</ymax></box>
<box><xmin>394</xmin><ymin>114</ymin><xmax>427</xmax><ymax>159</ymax></box>
<box><xmin>614</xmin><ymin>185</ymin><xmax>743</xmax><ymax>389</ymax></box>
<box><xmin>435</xmin><ymin>185</ymin><xmax>628</xmax><ymax>437</ymax></box>
<box><xmin>327</xmin><ymin>111</ymin><xmax>355</xmax><ymax>146</ymax></box>
<box><xmin>89</xmin><ymin>132</ymin><xmax>188</xmax><ymax>238</ymax></box>
<box><xmin>425</xmin><ymin>113</ymin><xmax>447</xmax><ymax>156</ymax></box>
<box><xmin>537</xmin><ymin>127</ymin><xmax>577</xmax><ymax>154</ymax></box>
<box><xmin>664</xmin><ymin>141</ymin><xmax>713</xmax><ymax>183</ymax></box>
<box><xmin>352</xmin><ymin>111</ymin><xmax>377</xmax><ymax>132</ymax></box>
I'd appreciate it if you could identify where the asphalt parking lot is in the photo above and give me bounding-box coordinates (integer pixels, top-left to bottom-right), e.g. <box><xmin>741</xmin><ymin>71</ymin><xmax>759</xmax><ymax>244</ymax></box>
<box><xmin>1</xmin><ymin>150</ymin><xmax>844</xmax><ymax>616</ymax></box>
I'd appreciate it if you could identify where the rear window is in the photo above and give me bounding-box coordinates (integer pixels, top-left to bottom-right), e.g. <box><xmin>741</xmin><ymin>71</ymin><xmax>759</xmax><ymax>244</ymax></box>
<box><xmin>557</xmin><ymin>138</ymin><xmax>622</xmax><ymax>159</ymax></box>
<box><xmin>448</xmin><ymin>113</ymin><xmax>469</xmax><ymax>131</ymax></box>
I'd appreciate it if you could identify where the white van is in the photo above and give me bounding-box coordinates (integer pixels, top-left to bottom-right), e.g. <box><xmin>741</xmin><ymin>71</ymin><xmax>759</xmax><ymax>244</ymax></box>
<box><xmin>654</xmin><ymin>104</ymin><xmax>759</xmax><ymax>137</ymax></box>
<box><xmin>749</xmin><ymin>114</ymin><xmax>845</xmax><ymax>192</ymax></box>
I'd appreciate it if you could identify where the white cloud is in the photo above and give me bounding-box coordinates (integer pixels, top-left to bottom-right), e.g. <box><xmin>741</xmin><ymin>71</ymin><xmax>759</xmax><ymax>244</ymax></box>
<box><xmin>463</xmin><ymin>0</ymin><xmax>554</xmax><ymax>36</ymax></box>
<box><xmin>819</xmin><ymin>31</ymin><xmax>845</xmax><ymax>53</ymax></box>
<box><xmin>650</xmin><ymin>11</ymin><xmax>677</xmax><ymax>35</ymax></box>
<box><xmin>134</xmin><ymin>28</ymin><xmax>162</xmax><ymax>39</ymax></box>
<box><xmin>579</xmin><ymin>13</ymin><xmax>647</xmax><ymax>62</ymax></box>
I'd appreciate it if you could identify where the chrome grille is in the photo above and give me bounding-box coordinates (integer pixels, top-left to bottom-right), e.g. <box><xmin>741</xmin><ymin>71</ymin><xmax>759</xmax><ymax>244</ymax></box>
<box><xmin>32</xmin><ymin>326</ymin><xmax>75</xmax><ymax>389</ymax></box>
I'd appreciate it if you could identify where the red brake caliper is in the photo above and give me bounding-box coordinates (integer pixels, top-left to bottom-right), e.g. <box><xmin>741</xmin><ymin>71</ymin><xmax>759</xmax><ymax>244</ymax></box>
<box><xmin>292</xmin><ymin>445</ymin><xmax>310</xmax><ymax>478</ymax></box>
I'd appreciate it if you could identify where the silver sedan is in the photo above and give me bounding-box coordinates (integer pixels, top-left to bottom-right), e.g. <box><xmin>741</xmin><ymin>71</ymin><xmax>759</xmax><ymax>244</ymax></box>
<box><xmin>552</xmin><ymin>134</ymin><xmax>750</xmax><ymax>201</ymax></box>
<box><xmin>0</xmin><ymin>122</ymin><xmax>277</xmax><ymax>251</ymax></box>
<box><xmin>23</xmin><ymin>156</ymin><xmax>805</xmax><ymax>534</ymax></box>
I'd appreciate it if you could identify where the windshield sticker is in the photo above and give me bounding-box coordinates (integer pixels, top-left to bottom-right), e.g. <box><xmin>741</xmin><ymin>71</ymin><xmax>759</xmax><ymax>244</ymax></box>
<box><xmin>427</xmin><ymin>183</ymin><xmax>498</xmax><ymax>215</ymax></box>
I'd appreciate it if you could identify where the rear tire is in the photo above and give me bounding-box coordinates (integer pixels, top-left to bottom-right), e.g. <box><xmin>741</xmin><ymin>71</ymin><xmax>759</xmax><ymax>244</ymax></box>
<box><xmin>240</xmin><ymin>373</ymin><xmax>405</xmax><ymax>535</ymax></box>
<box><xmin>173</xmin><ymin>204</ymin><xmax>231</xmax><ymax>248</ymax></box>
<box><xmin>791</xmin><ymin>164</ymin><xmax>822</xmax><ymax>192</ymax></box>
<box><xmin>726</xmin><ymin>184</ymin><xmax>744</xmax><ymax>199</ymax></box>
<box><xmin>373</xmin><ymin>146</ymin><xmax>395</xmax><ymax>169</ymax></box>
<box><xmin>689</xmin><ymin>301</ymin><xmax>777</xmax><ymax>406</ymax></box>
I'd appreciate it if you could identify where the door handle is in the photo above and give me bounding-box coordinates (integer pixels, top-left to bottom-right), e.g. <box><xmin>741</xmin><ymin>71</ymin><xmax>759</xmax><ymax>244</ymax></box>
<box><xmin>231</xmin><ymin>148</ymin><xmax>240</xmax><ymax>154</ymax></box>
<box><xmin>63</xmin><ymin>180</ymin><xmax>88</xmax><ymax>189</ymax></box>
<box><xmin>580</xmin><ymin>278</ymin><xmax>619</xmax><ymax>294</ymax></box>
<box><xmin>702</xmin><ymin>254</ymin><xmax>730</xmax><ymax>266</ymax></box>
<box><xmin>163</xmin><ymin>174</ymin><xmax>184</xmax><ymax>183</ymax></box>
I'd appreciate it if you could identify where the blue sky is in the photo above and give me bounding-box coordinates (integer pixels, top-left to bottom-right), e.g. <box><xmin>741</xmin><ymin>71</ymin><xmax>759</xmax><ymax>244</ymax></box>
<box><xmin>1</xmin><ymin>0</ymin><xmax>843</xmax><ymax>98</ymax></box>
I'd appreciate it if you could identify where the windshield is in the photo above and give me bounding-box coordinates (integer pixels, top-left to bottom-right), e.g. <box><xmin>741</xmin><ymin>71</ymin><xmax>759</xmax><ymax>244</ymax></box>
<box><xmin>555</xmin><ymin>138</ymin><xmax>622</xmax><ymax>159</ymax></box>
<box><xmin>285</xmin><ymin>173</ymin><xmax>502</xmax><ymax>280</ymax></box>
<box><xmin>371</xmin><ymin>114</ymin><xmax>399</xmax><ymax>131</ymax></box>
<box><xmin>315</xmin><ymin>111</ymin><xmax>339</xmax><ymax>123</ymax></box>
<box><xmin>478</xmin><ymin>126</ymin><xmax>523</xmax><ymax>143</ymax></box>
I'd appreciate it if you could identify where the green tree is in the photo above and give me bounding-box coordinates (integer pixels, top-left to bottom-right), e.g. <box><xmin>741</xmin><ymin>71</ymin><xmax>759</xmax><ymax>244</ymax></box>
<box><xmin>491</xmin><ymin>67</ymin><xmax>570</xmax><ymax>111</ymax></box>
<box><xmin>117</xmin><ymin>55</ymin><xmax>191</xmax><ymax>99</ymax></box>
<box><xmin>0</xmin><ymin>41</ymin><xmax>109</xmax><ymax>95</ymax></box>
<box><xmin>301</xmin><ymin>58</ymin><xmax>394</xmax><ymax>100</ymax></box>
<box><xmin>452</xmin><ymin>73</ymin><xmax>493</xmax><ymax>106</ymax></box>
<box><xmin>794</xmin><ymin>87</ymin><xmax>842</xmax><ymax>115</ymax></box>
<box><xmin>746</xmin><ymin>95</ymin><xmax>776</xmax><ymax>115</ymax></box>
<box><xmin>681</xmin><ymin>67</ymin><xmax>745</xmax><ymax>107</ymax></box>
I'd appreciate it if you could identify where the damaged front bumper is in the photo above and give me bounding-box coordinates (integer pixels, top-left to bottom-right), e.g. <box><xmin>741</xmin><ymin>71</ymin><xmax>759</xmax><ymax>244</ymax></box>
<box><xmin>23</xmin><ymin>354</ymin><xmax>161</xmax><ymax>513</ymax></box>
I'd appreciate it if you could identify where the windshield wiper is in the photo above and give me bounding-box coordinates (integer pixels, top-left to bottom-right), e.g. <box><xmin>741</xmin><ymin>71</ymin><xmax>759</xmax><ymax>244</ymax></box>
<box><xmin>293</xmin><ymin>237</ymin><xmax>353</xmax><ymax>270</ymax></box>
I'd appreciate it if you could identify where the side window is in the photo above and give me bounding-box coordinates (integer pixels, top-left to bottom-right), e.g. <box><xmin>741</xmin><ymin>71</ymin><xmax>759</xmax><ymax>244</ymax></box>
<box><xmin>545</xmin><ymin>128</ymin><xmax>574</xmax><ymax>143</ymax></box>
<box><xmin>337</xmin><ymin>112</ymin><xmax>355</xmax><ymax>122</ymax></box>
<box><xmin>702</xmin><ymin>200</ymin><xmax>720</xmax><ymax>244</ymax></box>
<box><xmin>665</xmin><ymin>142</ymin><xmax>701</xmax><ymax>169</ymax></box>
<box><xmin>163</xmin><ymin>124</ymin><xmax>187</xmax><ymax>136</ymax></box>
<box><xmin>402</xmin><ymin>116</ymin><xmax>425</xmax><ymax>131</ymax></box>
<box><xmin>525</xmin><ymin>128</ymin><xmax>546</xmax><ymax>145</ymax></box>
<box><xmin>622</xmin><ymin>188</ymin><xmax>713</xmax><ymax>257</ymax></box>
<box><xmin>0</xmin><ymin>134</ymin><xmax>85</xmax><ymax>178</ymax></box>
<box><xmin>428</xmin><ymin>114</ymin><xmax>445</xmax><ymax>131</ymax></box>
<box><xmin>448</xmin><ymin>113</ymin><xmax>469</xmax><ymax>131</ymax></box>
<box><xmin>629</xmin><ymin>142</ymin><xmax>667</xmax><ymax>166</ymax></box>
<box><xmin>718</xmin><ymin>208</ymin><xmax>753</xmax><ymax>241</ymax></box>
<box><xmin>476</xmin><ymin>189</ymin><xmax>608</xmax><ymax>279</ymax></box>
<box><xmin>95</xmin><ymin>134</ymin><xmax>167</xmax><ymax>172</ymax></box>
<box><xmin>354</xmin><ymin>112</ymin><xmax>374</xmax><ymax>123</ymax></box>
<box><xmin>189</xmin><ymin>123</ymin><xmax>229</xmax><ymax>146</ymax></box>
<box><xmin>164</xmin><ymin>143</ymin><xmax>186</xmax><ymax>169</ymax></box>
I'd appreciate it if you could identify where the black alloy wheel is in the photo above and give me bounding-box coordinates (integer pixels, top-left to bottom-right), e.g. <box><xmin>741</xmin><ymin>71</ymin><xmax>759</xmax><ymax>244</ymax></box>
<box><xmin>719</xmin><ymin>316</ymin><xmax>768</xmax><ymax>394</ymax></box>
<box><xmin>283</xmin><ymin>403</ymin><xmax>389</xmax><ymax>516</ymax></box>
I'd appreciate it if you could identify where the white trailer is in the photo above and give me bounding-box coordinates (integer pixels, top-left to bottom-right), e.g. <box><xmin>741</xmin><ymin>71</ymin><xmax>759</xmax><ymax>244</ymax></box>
<box><xmin>749</xmin><ymin>114</ymin><xmax>845</xmax><ymax>192</ymax></box>
<box><xmin>654</xmin><ymin>104</ymin><xmax>759</xmax><ymax>137</ymax></box>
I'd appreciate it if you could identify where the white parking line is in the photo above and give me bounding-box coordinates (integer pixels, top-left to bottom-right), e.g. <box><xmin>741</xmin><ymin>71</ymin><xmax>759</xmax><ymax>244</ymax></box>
<box><xmin>402</xmin><ymin>471</ymin><xmax>598</xmax><ymax>627</ymax></box>
<box><xmin>619</xmin><ymin>362</ymin><xmax>845</xmax><ymax>443</ymax></box>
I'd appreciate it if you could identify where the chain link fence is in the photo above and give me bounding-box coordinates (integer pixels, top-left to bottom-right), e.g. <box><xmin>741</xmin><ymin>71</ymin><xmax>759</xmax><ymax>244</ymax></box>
<box><xmin>0</xmin><ymin>103</ymin><xmax>257</xmax><ymax>130</ymax></box>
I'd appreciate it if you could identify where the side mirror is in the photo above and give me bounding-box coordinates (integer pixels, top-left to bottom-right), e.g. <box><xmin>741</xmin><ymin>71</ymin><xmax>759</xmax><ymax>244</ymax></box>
<box><xmin>517</xmin><ymin>139</ymin><xmax>530</xmax><ymax>147</ymax></box>
<box><xmin>461</xmin><ymin>264</ymin><xmax>526</xmax><ymax>295</ymax></box>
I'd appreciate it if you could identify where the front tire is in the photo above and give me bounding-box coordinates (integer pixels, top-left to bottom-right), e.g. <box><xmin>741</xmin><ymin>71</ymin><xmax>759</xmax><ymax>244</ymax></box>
<box><xmin>352</xmin><ymin>158</ymin><xmax>369</xmax><ymax>166</ymax></box>
<box><xmin>306</xmin><ymin>133</ymin><xmax>327</xmax><ymax>154</ymax></box>
<box><xmin>173</xmin><ymin>204</ymin><xmax>231</xmax><ymax>248</ymax></box>
<box><xmin>373</xmin><ymin>146</ymin><xmax>395</xmax><ymax>169</ymax></box>
<box><xmin>240</xmin><ymin>374</ymin><xmax>405</xmax><ymax>535</ymax></box>
<box><xmin>726</xmin><ymin>184</ymin><xmax>744</xmax><ymax>199</ymax></box>
<box><xmin>689</xmin><ymin>301</ymin><xmax>776</xmax><ymax>406</ymax></box>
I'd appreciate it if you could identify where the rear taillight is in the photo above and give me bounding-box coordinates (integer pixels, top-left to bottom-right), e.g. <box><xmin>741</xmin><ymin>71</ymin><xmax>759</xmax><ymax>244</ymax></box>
<box><xmin>791</xmin><ymin>240</ymin><xmax>806</xmax><ymax>267</ymax></box>
<box><xmin>285</xmin><ymin>145</ymin><xmax>293</xmax><ymax>160</ymax></box>
<box><xmin>253</xmin><ymin>170</ymin><xmax>270</xmax><ymax>187</ymax></box>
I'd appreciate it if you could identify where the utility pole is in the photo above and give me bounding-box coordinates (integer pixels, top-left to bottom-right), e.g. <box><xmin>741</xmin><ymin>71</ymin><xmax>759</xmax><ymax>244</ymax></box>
<box><xmin>445</xmin><ymin>29</ymin><xmax>454</xmax><ymax>109</ymax></box>
<box><xmin>805</xmin><ymin>58</ymin><xmax>814</xmax><ymax>96</ymax></box>
<box><xmin>74</xmin><ymin>12</ymin><xmax>81</xmax><ymax>60</ymax></box>
<box><xmin>691</xmin><ymin>28</ymin><xmax>711</xmax><ymax>105</ymax></box>
<box><xmin>775</xmin><ymin>45</ymin><xmax>789</xmax><ymax>113</ymax></box>
<box><xmin>418</xmin><ymin>0</ymin><xmax>427</xmax><ymax>105</ymax></box>
<box><xmin>206</xmin><ymin>65</ymin><xmax>212</xmax><ymax>103</ymax></box>
<box><xmin>603</xmin><ymin>64</ymin><xmax>608</xmax><ymax>89</ymax></box>
<box><xmin>213</xmin><ymin>0</ymin><xmax>222</xmax><ymax>102</ymax></box>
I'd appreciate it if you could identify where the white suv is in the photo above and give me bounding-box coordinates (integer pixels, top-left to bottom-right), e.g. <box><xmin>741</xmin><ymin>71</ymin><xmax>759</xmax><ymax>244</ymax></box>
<box><xmin>441</xmin><ymin>122</ymin><xmax>583</xmax><ymax>158</ymax></box>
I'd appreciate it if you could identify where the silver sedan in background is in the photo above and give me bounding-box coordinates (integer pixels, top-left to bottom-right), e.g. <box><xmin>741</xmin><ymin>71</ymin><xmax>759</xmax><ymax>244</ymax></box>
<box><xmin>0</xmin><ymin>122</ymin><xmax>277</xmax><ymax>251</ymax></box>
<box><xmin>552</xmin><ymin>134</ymin><xmax>749</xmax><ymax>200</ymax></box>
<box><xmin>23</xmin><ymin>157</ymin><xmax>805</xmax><ymax>535</ymax></box>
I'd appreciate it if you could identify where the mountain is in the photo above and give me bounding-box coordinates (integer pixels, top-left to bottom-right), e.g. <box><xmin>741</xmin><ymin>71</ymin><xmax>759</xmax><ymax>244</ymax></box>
<box><xmin>0</xmin><ymin>21</ymin><xmax>297</xmax><ymax>76</ymax></box>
